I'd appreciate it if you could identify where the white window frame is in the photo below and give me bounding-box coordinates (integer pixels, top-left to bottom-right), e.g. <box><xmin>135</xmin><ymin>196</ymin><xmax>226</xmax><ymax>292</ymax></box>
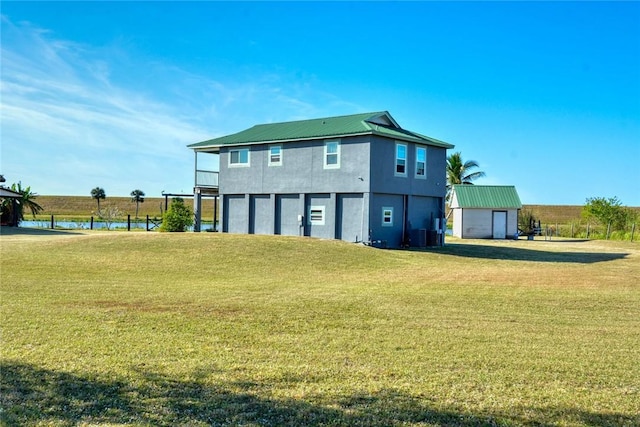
<box><xmin>382</xmin><ymin>207</ymin><xmax>393</xmax><ymax>227</ymax></box>
<box><xmin>324</xmin><ymin>140</ymin><xmax>341</xmax><ymax>169</ymax></box>
<box><xmin>268</xmin><ymin>145</ymin><xmax>282</xmax><ymax>166</ymax></box>
<box><xmin>415</xmin><ymin>146</ymin><xmax>426</xmax><ymax>179</ymax></box>
<box><xmin>395</xmin><ymin>143</ymin><xmax>407</xmax><ymax>177</ymax></box>
<box><xmin>308</xmin><ymin>206</ymin><xmax>325</xmax><ymax>225</ymax></box>
<box><xmin>228</xmin><ymin>148</ymin><xmax>250</xmax><ymax>167</ymax></box>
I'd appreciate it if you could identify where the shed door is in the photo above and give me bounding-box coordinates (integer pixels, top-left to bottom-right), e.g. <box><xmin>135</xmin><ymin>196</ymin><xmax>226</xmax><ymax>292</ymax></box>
<box><xmin>492</xmin><ymin>211</ymin><xmax>507</xmax><ymax>239</ymax></box>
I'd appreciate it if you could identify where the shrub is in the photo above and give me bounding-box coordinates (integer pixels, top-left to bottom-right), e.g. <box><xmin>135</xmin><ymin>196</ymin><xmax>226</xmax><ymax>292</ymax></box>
<box><xmin>582</xmin><ymin>196</ymin><xmax>636</xmax><ymax>231</ymax></box>
<box><xmin>95</xmin><ymin>205</ymin><xmax>123</xmax><ymax>230</ymax></box>
<box><xmin>160</xmin><ymin>198</ymin><xmax>193</xmax><ymax>232</ymax></box>
<box><xmin>518</xmin><ymin>209</ymin><xmax>538</xmax><ymax>235</ymax></box>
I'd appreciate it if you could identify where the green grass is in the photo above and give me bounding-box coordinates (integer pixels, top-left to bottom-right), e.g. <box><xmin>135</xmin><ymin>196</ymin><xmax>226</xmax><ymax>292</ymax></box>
<box><xmin>1</xmin><ymin>230</ymin><xmax>639</xmax><ymax>426</ymax></box>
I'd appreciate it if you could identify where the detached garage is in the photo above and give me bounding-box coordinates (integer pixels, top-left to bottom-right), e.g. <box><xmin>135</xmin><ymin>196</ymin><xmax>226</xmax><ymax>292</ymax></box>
<box><xmin>450</xmin><ymin>185</ymin><xmax>522</xmax><ymax>239</ymax></box>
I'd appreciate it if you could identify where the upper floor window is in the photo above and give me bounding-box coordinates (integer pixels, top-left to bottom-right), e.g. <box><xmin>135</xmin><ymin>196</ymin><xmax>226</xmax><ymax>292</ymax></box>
<box><xmin>416</xmin><ymin>146</ymin><xmax>426</xmax><ymax>178</ymax></box>
<box><xmin>324</xmin><ymin>140</ymin><xmax>340</xmax><ymax>169</ymax></box>
<box><xmin>395</xmin><ymin>143</ymin><xmax>407</xmax><ymax>176</ymax></box>
<box><xmin>229</xmin><ymin>148</ymin><xmax>250</xmax><ymax>167</ymax></box>
<box><xmin>268</xmin><ymin>145</ymin><xmax>282</xmax><ymax>166</ymax></box>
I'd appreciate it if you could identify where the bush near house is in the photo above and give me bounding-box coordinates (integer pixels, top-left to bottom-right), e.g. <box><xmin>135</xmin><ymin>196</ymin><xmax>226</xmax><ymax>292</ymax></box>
<box><xmin>159</xmin><ymin>197</ymin><xmax>194</xmax><ymax>232</ymax></box>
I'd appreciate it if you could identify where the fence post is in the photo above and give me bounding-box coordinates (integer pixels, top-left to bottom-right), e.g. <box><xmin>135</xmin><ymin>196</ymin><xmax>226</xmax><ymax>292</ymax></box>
<box><xmin>606</xmin><ymin>222</ymin><xmax>611</xmax><ymax>240</ymax></box>
<box><xmin>586</xmin><ymin>223</ymin><xmax>590</xmax><ymax>239</ymax></box>
<box><xmin>556</xmin><ymin>222</ymin><xmax>558</xmax><ymax>237</ymax></box>
<box><xmin>90</xmin><ymin>216</ymin><xmax>93</xmax><ymax>230</ymax></box>
<box><xmin>146</xmin><ymin>215</ymin><xmax>149</xmax><ymax>231</ymax></box>
<box><xmin>127</xmin><ymin>214</ymin><xmax>131</xmax><ymax>231</ymax></box>
<box><xmin>631</xmin><ymin>223</ymin><xmax>635</xmax><ymax>242</ymax></box>
<box><xmin>50</xmin><ymin>214</ymin><xmax>54</xmax><ymax>229</ymax></box>
<box><xmin>571</xmin><ymin>223</ymin><xmax>574</xmax><ymax>238</ymax></box>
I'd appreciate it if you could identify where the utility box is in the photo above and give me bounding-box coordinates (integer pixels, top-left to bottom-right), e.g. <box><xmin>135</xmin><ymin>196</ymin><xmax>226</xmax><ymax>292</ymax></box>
<box><xmin>410</xmin><ymin>229</ymin><xmax>428</xmax><ymax>248</ymax></box>
<box><xmin>427</xmin><ymin>230</ymin><xmax>438</xmax><ymax>246</ymax></box>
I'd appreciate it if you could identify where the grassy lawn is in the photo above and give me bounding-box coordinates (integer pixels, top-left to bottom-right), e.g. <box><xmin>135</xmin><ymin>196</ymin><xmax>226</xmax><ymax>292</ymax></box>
<box><xmin>1</xmin><ymin>229</ymin><xmax>639</xmax><ymax>426</ymax></box>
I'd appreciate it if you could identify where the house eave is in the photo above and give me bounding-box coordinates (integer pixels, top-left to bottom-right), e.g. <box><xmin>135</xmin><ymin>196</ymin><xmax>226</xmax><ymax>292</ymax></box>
<box><xmin>190</xmin><ymin>130</ymin><xmax>454</xmax><ymax>151</ymax></box>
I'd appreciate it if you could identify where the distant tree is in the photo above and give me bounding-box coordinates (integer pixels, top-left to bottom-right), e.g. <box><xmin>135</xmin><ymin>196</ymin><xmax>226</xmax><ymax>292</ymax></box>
<box><xmin>0</xmin><ymin>182</ymin><xmax>43</xmax><ymax>225</ymax></box>
<box><xmin>91</xmin><ymin>187</ymin><xmax>106</xmax><ymax>210</ymax></box>
<box><xmin>160</xmin><ymin>197</ymin><xmax>193</xmax><ymax>232</ymax></box>
<box><xmin>582</xmin><ymin>196</ymin><xmax>636</xmax><ymax>231</ymax></box>
<box><xmin>96</xmin><ymin>205</ymin><xmax>122</xmax><ymax>230</ymax></box>
<box><xmin>130</xmin><ymin>189</ymin><xmax>145</xmax><ymax>219</ymax></box>
<box><xmin>446</xmin><ymin>152</ymin><xmax>486</xmax><ymax>202</ymax></box>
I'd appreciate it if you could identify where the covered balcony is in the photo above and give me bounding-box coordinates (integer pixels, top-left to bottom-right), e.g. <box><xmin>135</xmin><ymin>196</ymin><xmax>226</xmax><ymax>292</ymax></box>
<box><xmin>193</xmin><ymin>151</ymin><xmax>219</xmax><ymax>191</ymax></box>
<box><xmin>192</xmin><ymin>151</ymin><xmax>219</xmax><ymax>232</ymax></box>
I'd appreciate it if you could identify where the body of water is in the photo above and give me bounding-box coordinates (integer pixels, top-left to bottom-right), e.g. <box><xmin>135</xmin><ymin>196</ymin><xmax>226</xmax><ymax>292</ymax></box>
<box><xmin>19</xmin><ymin>220</ymin><xmax>215</xmax><ymax>231</ymax></box>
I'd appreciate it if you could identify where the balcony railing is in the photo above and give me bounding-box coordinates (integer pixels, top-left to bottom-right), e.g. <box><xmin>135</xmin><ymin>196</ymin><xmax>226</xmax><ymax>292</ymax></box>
<box><xmin>195</xmin><ymin>170</ymin><xmax>219</xmax><ymax>188</ymax></box>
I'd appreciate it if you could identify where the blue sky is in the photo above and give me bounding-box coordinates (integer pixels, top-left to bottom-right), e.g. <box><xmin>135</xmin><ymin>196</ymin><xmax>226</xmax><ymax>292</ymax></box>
<box><xmin>1</xmin><ymin>1</ymin><xmax>639</xmax><ymax>205</ymax></box>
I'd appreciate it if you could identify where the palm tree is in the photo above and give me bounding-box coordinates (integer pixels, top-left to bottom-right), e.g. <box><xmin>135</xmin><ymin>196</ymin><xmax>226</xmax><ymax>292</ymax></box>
<box><xmin>446</xmin><ymin>152</ymin><xmax>486</xmax><ymax>201</ymax></box>
<box><xmin>1</xmin><ymin>182</ymin><xmax>44</xmax><ymax>225</ymax></box>
<box><xmin>91</xmin><ymin>187</ymin><xmax>106</xmax><ymax>211</ymax></box>
<box><xmin>130</xmin><ymin>189</ymin><xmax>145</xmax><ymax>219</ymax></box>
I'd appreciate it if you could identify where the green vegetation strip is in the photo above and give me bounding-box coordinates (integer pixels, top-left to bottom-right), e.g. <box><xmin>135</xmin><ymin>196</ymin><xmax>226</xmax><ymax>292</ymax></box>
<box><xmin>1</xmin><ymin>231</ymin><xmax>639</xmax><ymax>426</ymax></box>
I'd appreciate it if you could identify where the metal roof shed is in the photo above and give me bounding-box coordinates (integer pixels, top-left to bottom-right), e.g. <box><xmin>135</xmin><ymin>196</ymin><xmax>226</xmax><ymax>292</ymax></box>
<box><xmin>450</xmin><ymin>185</ymin><xmax>522</xmax><ymax>239</ymax></box>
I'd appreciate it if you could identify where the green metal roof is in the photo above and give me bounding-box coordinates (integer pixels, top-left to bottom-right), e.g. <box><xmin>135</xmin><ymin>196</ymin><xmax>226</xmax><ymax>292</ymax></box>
<box><xmin>188</xmin><ymin>111</ymin><xmax>454</xmax><ymax>150</ymax></box>
<box><xmin>451</xmin><ymin>185</ymin><xmax>522</xmax><ymax>209</ymax></box>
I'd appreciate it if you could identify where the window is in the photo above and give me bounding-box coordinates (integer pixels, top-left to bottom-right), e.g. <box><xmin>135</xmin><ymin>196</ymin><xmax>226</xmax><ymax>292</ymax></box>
<box><xmin>416</xmin><ymin>146</ymin><xmax>426</xmax><ymax>178</ymax></box>
<box><xmin>382</xmin><ymin>207</ymin><xmax>393</xmax><ymax>226</ymax></box>
<box><xmin>268</xmin><ymin>145</ymin><xmax>282</xmax><ymax>166</ymax></box>
<box><xmin>229</xmin><ymin>148</ymin><xmax>250</xmax><ymax>167</ymax></box>
<box><xmin>309</xmin><ymin>206</ymin><xmax>325</xmax><ymax>225</ymax></box>
<box><xmin>395</xmin><ymin>143</ymin><xmax>407</xmax><ymax>176</ymax></box>
<box><xmin>324</xmin><ymin>140</ymin><xmax>340</xmax><ymax>169</ymax></box>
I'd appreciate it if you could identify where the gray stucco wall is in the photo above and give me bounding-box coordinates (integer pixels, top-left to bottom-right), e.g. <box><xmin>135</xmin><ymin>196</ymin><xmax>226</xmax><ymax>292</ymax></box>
<box><xmin>219</xmin><ymin>136</ymin><xmax>371</xmax><ymax>195</ymax></box>
<box><xmin>407</xmin><ymin>195</ymin><xmax>443</xmax><ymax>231</ymax></box>
<box><xmin>217</xmin><ymin>133</ymin><xmax>448</xmax><ymax>247</ymax></box>
<box><xmin>369</xmin><ymin>193</ymin><xmax>405</xmax><ymax>247</ymax></box>
<box><xmin>304</xmin><ymin>193</ymin><xmax>334</xmax><ymax>239</ymax></box>
<box><xmin>369</xmin><ymin>136</ymin><xmax>447</xmax><ymax>197</ymax></box>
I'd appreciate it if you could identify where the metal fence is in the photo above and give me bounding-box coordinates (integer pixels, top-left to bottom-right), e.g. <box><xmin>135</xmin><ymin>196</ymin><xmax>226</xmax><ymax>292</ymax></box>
<box><xmin>540</xmin><ymin>222</ymin><xmax>637</xmax><ymax>242</ymax></box>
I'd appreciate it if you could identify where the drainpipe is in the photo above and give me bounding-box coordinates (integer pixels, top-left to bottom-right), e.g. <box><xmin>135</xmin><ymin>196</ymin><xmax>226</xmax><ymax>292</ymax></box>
<box><xmin>402</xmin><ymin>195</ymin><xmax>408</xmax><ymax>246</ymax></box>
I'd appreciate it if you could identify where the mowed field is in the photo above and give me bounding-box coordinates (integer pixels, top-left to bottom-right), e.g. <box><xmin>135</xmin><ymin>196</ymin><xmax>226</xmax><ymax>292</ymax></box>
<box><xmin>1</xmin><ymin>229</ymin><xmax>639</xmax><ymax>426</ymax></box>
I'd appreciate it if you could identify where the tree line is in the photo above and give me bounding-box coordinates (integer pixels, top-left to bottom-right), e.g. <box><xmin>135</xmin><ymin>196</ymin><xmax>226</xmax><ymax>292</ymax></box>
<box><xmin>2</xmin><ymin>157</ymin><xmax>637</xmax><ymax>237</ymax></box>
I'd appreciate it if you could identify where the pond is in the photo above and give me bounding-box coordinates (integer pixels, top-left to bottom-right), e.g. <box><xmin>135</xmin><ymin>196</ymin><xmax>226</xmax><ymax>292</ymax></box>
<box><xmin>19</xmin><ymin>220</ymin><xmax>216</xmax><ymax>232</ymax></box>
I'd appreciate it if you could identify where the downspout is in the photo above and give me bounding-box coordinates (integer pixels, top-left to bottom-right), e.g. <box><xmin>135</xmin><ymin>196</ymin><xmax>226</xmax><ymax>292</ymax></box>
<box><xmin>360</xmin><ymin>193</ymin><xmax>365</xmax><ymax>243</ymax></box>
<box><xmin>402</xmin><ymin>194</ymin><xmax>408</xmax><ymax>246</ymax></box>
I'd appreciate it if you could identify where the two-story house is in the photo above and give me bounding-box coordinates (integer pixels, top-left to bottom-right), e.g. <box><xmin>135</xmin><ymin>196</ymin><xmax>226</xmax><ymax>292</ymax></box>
<box><xmin>188</xmin><ymin>111</ymin><xmax>454</xmax><ymax>248</ymax></box>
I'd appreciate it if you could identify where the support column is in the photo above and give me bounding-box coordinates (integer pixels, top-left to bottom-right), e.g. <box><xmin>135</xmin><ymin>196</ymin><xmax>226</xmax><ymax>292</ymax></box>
<box><xmin>213</xmin><ymin>196</ymin><xmax>218</xmax><ymax>232</ymax></box>
<box><xmin>193</xmin><ymin>187</ymin><xmax>202</xmax><ymax>232</ymax></box>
